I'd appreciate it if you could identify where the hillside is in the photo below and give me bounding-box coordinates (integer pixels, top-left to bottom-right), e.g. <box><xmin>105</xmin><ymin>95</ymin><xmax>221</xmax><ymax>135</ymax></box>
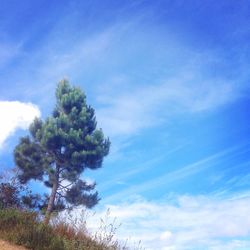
<box><xmin>0</xmin><ymin>208</ymin><xmax>121</xmax><ymax>250</ymax></box>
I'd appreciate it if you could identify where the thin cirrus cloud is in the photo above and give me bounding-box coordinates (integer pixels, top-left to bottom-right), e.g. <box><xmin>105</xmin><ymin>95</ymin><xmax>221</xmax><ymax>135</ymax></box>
<box><xmin>96</xmin><ymin>77</ymin><xmax>238</xmax><ymax>138</ymax></box>
<box><xmin>94</xmin><ymin>56</ymin><xmax>246</xmax><ymax>139</ymax></box>
<box><xmin>102</xmin><ymin>142</ymin><xmax>250</xmax><ymax>203</ymax></box>
<box><xmin>0</xmin><ymin>101</ymin><xmax>40</xmax><ymax>148</ymax></box>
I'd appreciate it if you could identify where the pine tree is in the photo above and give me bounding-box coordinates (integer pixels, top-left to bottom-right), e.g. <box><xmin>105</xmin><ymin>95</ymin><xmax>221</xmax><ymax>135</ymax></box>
<box><xmin>14</xmin><ymin>80</ymin><xmax>110</xmax><ymax>223</ymax></box>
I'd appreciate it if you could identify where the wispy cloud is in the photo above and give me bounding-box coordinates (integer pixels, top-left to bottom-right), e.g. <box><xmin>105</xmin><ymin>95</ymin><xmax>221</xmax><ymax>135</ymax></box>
<box><xmin>103</xmin><ymin>143</ymin><xmax>250</xmax><ymax>203</ymax></box>
<box><xmin>0</xmin><ymin>23</ymin><xmax>129</xmax><ymax>104</ymax></box>
<box><xmin>95</xmin><ymin>68</ymin><xmax>245</xmax><ymax>138</ymax></box>
<box><xmin>0</xmin><ymin>101</ymin><xmax>40</xmax><ymax>149</ymax></box>
<box><xmin>99</xmin><ymin>143</ymin><xmax>188</xmax><ymax>192</ymax></box>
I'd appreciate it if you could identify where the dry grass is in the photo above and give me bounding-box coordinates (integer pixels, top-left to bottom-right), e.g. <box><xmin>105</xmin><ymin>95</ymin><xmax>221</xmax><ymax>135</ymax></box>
<box><xmin>52</xmin><ymin>208</ymin><xmax>123</xmax><ymax>250</ymax></box>
<box><xmin>0</xmin><ymin>209</ymin><xmax>111</xmax><ymax>250</ymax></box>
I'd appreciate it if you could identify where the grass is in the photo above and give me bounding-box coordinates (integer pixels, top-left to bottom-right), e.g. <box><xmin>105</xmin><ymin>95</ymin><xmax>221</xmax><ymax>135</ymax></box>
<box><xmin>0</xmin><ymin>208</ymin><xmax>125</xmax><ymax>250</ymax></box>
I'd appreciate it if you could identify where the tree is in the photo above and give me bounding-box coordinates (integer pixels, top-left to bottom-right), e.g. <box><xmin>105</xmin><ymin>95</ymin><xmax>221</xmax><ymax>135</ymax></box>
<box><xmin>14</xmin><ymin>80</ymin><xmax>110</xmax><ymax>224</ymax></box>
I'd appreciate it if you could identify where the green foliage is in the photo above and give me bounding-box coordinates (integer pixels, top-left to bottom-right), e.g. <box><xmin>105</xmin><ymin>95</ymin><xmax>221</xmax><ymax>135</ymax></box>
<box><xmin>14</xmin><ymin>79</ymin><xmax>110</xmax><ymax>218</ymax></box>
<box><xmin>14</xmin><ymin>137</ymin><xmax>48</xmax><ymax>183</ymax></box>
<box><xmin>65</xmin><ymin>180</ymin><xmax>99</xmax><ymax>208</ymax></box>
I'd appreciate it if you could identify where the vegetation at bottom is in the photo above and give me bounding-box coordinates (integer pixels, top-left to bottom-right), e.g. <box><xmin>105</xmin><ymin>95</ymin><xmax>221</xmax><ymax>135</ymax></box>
<box><xmin>0</xmin><ymin>208</ymin><xmax>124</xmax><ymax>250</ymax></box>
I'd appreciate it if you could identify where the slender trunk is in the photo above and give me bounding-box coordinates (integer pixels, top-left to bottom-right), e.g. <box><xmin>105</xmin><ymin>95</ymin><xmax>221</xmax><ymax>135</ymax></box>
<box><xmin>44</xmin><ymin>166</ymin><xmax>59</xmax><ymax>224</ymax></box>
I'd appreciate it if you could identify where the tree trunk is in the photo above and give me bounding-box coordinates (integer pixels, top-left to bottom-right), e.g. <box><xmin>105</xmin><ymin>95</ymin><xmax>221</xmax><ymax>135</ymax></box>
<box><xmin>44</xmin><ymin>167</ymin><xmax>59</xmax><ymax>224</ymax></box>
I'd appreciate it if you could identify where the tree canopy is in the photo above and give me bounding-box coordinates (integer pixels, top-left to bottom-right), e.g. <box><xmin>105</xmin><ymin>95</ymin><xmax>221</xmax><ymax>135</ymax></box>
<box><xmin>14</xmin><ymin>80</ymin><xmax>110</xmax><ymax>223</ymax></box>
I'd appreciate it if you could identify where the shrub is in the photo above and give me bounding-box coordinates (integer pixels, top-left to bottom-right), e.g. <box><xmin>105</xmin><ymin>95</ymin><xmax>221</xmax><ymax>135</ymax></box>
<box><xmin>0</xmin><ymin>170</ymin><xmax>42</xmax><ymax>210</ymax></box>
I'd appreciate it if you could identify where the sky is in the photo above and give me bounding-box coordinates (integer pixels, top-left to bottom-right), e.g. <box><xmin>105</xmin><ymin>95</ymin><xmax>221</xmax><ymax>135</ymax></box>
<box><xmin>0</xmin><ymin>0</ymin><xmax>250</xmax><ymax>249</ymax></box>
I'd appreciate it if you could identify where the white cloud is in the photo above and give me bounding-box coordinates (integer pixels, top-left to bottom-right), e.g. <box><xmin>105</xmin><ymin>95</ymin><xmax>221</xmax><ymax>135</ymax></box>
<box><xmin>0</xmin><ymin>101</ymin><xmax>40</xmax><ymax>148</ymax></box>
<box><xmin>84</xmin><ymin>193</ymin><xmax>250</xmax><ymax>250</ymax></box>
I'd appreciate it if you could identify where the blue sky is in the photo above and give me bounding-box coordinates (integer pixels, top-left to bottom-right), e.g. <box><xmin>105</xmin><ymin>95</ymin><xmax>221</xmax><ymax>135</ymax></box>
<box><xmin>0</xmin><ymin>0</ymin><xmax>250</xmax><ymax>249</ymax></box>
